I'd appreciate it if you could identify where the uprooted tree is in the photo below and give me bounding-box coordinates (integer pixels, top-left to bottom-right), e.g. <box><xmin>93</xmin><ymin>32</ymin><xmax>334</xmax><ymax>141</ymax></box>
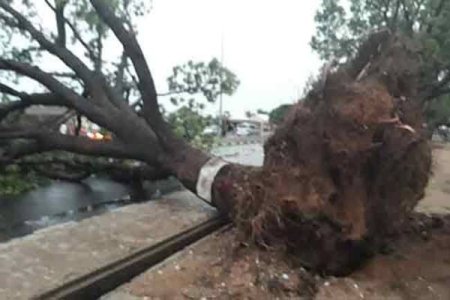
<box><xmin>0</xmin><ymin>0</ymin><xmax>431</xmax><ymax>275</ymax></box>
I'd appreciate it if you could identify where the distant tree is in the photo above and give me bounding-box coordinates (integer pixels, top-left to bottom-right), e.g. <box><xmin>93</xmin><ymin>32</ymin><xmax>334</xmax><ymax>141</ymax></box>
<box><xmin>312</xmin><ymin>0</ymin><xmax>450</xmax><ymax>129</ymax></box>
<box><xmin>166</xmin><ymin>58</ymin><xmax>239</xmax><ymax>105</ymax></box>
<box><xmin>269</xmin><ymin>104</ymin><xmax>292</xmax><ymax>125</ymax></box>
<box><xmin>164</xmin><ymin>58</ymin><xmax>239</xmax><ymax>147</ymax></box>
<box><xmin>256</xmin><ymin>109</ymin><xmax>269</xmax><ymax>115</ymax></box>
<box><xmin>167</xmin><ymin>102</ymin><xmax>214</xmax><ymax>151</ymax></box>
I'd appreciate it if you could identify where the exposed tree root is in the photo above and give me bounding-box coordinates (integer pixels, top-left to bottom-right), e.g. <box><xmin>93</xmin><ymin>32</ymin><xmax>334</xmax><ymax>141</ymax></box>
<box><xmin>213</xmin><ymin>33</ymin><xmax>431</xmax><ymax>275</ymax></box>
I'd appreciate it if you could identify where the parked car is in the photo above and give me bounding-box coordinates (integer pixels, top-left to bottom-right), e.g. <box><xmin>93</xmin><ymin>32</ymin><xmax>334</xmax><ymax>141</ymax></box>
<box><xmin>236</xmin><ymin>122</ymin><xmax>258</xmax><ymax>136</ymax></box>
<box><xmin>202</xmin><ymin>125</ymin><xmax>221</xmax><ymax>136</ymax></box>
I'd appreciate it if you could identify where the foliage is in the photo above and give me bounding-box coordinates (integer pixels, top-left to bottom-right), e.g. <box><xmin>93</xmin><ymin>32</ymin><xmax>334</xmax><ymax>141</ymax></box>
<box><xmin>312</xmin><ymin>0</ymin><xmax>450</xmax><ymax>62</ymax></box>
<box><xmin>312</xmin><ymin>0</ymin><xmax>450</xmax><ymax>125</ymax></box>
<box><xmin>0</xmin><ymin>165</ymin><xmax>47</xmax><ymax>196</ymax></box>
<box><xmin>256</xmin><ymin>109</ymin><xmax>269</xmax><ymax>115</ymax></box>
<box><xmin>269</xmin><ymin>104</ymin><xmax>292</xmax><ymax>125</ymax></box>
<box><xmin>167</xmin><ymin>58</ymin><xmax>240</xmax><ymax>104</ymax></box>
<box><xmin>167</xmin><ymin>105</ymin><xmax>215</xmax><ymax>151</ymax></box>
<box><xmin>165</xmin><ymin>58</ymin><xmax>240</xmax><ymax>149</ymax></box>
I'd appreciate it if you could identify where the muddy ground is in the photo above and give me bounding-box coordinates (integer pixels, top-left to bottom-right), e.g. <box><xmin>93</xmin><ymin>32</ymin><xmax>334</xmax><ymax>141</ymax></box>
<box><xmin>110</xmin><ymin>146</ymin><xmax>450</xmax><ymax>300</ymax></box>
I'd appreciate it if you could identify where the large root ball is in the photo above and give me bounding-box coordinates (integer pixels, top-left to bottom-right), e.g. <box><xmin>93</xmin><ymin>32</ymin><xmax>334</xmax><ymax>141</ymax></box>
<box><xmin>215</xmin><ymin>33</ymin><xmax>432</xmax><ymax>275</ymax></box>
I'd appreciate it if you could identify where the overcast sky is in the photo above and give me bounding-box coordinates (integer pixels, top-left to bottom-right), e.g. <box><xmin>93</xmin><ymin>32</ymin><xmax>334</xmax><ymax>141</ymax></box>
<box><xmin>137</xmin><ymin>0</ymin><xmax>322</xmax><ymax>118</ymax></box>
<box><xmin>25</xmin><ymin>0</ymin><xmax>322</xmax><ymax>119</ymax></box>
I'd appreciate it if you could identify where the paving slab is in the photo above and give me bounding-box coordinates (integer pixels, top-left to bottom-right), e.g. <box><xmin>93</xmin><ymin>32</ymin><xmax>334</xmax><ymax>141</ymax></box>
<box><xmin>0</xmin><ymin>191</ymin><xmax>216</xmax><ymax>300</ymax></box>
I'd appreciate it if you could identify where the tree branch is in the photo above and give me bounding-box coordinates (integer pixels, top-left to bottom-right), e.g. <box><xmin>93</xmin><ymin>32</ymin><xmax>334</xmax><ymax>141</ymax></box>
<box><xmin>0</xmin><ymin>128</ymin><xmax>138</xmax><ymax>159</ymax></box>
<box><xmin>0</xmin><ymin>2</ymin><xmax>128</xmax><ymax>112</ymax></box>
<box><xmin>115</xmin><ymin>51</ymin><xmax>128</xmax><ymax>95</ymax></box>
<box><xmin>89</xmin><ymin>0</ymin><xmax>162</xmax><ymax>124</ymax></box>
<box><xmin>94</xmin><ymin>23</ymin><xmax>104</xmax><ymax>73</ymax></box>
<box><xmin>0</xmin><ymin>82</ymin><xmax>23</xmax><ymax>98</ymax></box>
<box><xmin>0</xmin><ymin>2</ymin><xmax>94</xmax><ymax>85</ymax></box>
<box><xmin>49</xmin><ymin>71</ymin><xmax>79</xmax><ymax>79</ymax></box>
<box><xmin>0</xmin><ymin>91</ymin><xmax>72</xmax><ymax>121</ymax></box>
<box><xmin>13</xmin><ymin>156</ymin><xmax>169</xmax><ymax>183</ymax></box>
<box><xmin>0</xmin><ymin>60</ymin><xmax>160</xmax><ymax>156</ymax></box>
<box><xmin>0</xmin><ymin>58</ymin><xmax>109</xmax><ymax>126</ymax></box>
<box><xmin>54</xmin><ymin>0</ymin><xmax>67</xmax><ymax>47</ymax></box>
<box><xmin>44</xmin><ymin>0</ymin><xmax>97</xmax><ymax>63</ymax></box>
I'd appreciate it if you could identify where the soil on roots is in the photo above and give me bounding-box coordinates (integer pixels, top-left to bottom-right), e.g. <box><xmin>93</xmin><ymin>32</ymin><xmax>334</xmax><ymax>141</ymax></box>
<box><xmin>226</xmin><ymin>34</ymin><xmax>432</xmax><ymax>275</ymax></box>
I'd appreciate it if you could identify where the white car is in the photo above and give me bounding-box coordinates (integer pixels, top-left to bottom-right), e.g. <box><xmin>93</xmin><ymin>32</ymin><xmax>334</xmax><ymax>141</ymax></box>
<box><xmin>236</xmin><ymin>123</ymin><xmax>258</xmax><ymax>136</ymax></box>
<box><xmin>202</xmin><ymin>125</ymin><xmax>220</xmax><ymax>136</ymax></box>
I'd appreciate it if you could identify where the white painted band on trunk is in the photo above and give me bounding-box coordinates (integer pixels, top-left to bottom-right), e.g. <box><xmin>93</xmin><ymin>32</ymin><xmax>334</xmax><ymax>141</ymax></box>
<box><xmin>196</xmin><ymin>157</ymin><xmax>229</xmax><ymax>204</ymax></box>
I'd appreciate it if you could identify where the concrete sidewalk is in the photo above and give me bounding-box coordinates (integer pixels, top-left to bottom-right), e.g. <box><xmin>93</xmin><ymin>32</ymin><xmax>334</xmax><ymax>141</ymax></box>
<box><xmin>0</xmin><ymin>191</ymin><xmax>216</xmax><ymax>300</ymax></box>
